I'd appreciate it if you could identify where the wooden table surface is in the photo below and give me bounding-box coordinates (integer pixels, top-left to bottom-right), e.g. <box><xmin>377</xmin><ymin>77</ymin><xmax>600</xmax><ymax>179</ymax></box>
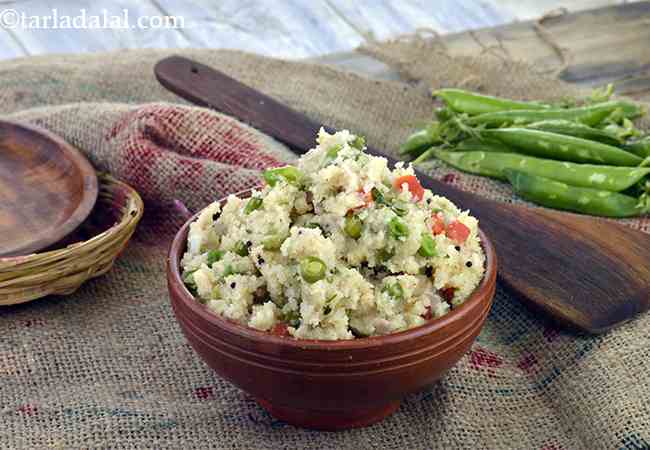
<box><xmin>317</xmin><ymin>2</ymin><xmax>650</xmax><ymax>102</ymax></box>
<box><xmin>0</xmin><ymin>1</ymin><xmax>647</xmax><ymax>100</ymax></box>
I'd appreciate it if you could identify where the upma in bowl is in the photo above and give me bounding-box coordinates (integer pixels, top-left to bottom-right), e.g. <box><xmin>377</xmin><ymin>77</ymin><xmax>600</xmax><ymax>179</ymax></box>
<box><xmin>181</xmin><ymin>129</ymin><xmax>485</xmax><ymax>340</ymax></box>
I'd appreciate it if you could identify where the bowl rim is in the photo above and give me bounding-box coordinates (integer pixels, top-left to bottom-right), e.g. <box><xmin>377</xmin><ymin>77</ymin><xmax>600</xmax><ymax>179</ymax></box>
<box><xmin>167</xmin><ymin>192</ymin><xmax>497</xmax><ymax>351</ymax></box>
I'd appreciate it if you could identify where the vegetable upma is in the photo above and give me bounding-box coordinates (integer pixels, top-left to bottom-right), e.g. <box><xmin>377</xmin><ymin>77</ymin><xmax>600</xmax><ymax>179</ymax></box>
<box><xmin>181</xmin><ymin>129</ymin><xmax>485</xmax><ymax>340</ymax></box>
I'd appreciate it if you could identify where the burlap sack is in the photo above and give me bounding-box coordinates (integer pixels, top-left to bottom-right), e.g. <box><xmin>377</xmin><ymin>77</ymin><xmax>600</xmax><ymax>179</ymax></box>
<box><xmin>1</xmin><ymin>44</ymin><xmax>649</xmax><ymax>450</ymax></box>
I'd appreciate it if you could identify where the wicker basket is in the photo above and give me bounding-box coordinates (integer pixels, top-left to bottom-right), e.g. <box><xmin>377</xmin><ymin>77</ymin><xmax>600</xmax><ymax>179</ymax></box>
<box><xmin>0</xmin><ymin>173</ymin><xmax>143</xmax><ymax>305</ymax></box>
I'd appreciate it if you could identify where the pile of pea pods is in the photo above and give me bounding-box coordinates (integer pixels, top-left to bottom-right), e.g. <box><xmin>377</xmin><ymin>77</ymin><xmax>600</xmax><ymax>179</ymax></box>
<box><xmin>401</xmin><ymin>87</ymin><xmax>650</xmax><ymax>217</ymax></box>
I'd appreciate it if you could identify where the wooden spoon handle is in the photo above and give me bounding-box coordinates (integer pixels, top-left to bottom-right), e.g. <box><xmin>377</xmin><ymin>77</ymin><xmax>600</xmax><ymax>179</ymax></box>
<box><xmin>154</xmin><ymin>55</ymin><xmax>650</xmax><ymax>333</ymax></box>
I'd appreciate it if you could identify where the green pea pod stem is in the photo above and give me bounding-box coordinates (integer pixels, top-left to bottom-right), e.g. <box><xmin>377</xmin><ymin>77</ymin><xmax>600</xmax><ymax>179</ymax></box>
<box><xmin>526</xmin><ymin>120</ymin><xmax>622</xmax><ymax>145</ymax></box>
<box><xmin>433</xmin><ymin>88</ymin><xmax>550</xmax><ymax>115</ymax></box>
<box><xmin>481</xmin><ymin>128</ymin><xmax>643</xmax><ymax>166</ymax></box>
<box><xmin>435</xmin><ymin>107</ymin><xmax>453</xmax><ymax>122</ymax></box>
<box><xmin>412</xmin><ymin>146</ymin><xmax>437</xmax><ymax>164</ymax></box>
<box><xmin>399</xmin><ymin>123</ymin><xmax>440</xmax><ymax>156</ymax></box>
<box><xmin>504</xmin><ymin>169</ymin><xmax>649</xmax><ymax>217</ymax></box>
<box><xmin>468</xmin><ymin>101</ymin><xmax>642</xmax><ymax>128</ymax></box>
<box><xmin>434</xmin><ymin>149</ymin><xmax>650</xmax><ymax>191</ymax></box>
<box><xmin>624</xmin><ymin>136</ymin><xmax>650</xmax><ymax>158</ymax></box>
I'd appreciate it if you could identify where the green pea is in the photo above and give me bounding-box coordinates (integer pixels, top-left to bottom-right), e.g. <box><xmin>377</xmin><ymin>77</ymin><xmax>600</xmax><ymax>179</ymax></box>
<box><xmin>300</xmin><ymin>257</ymin><xmax>327</xmax><ymax>283</ymax></box>
<box><xmin>182</xmin><ymin>270</ymin><xmax>196</xmax><ymax>285</ymax></box>
<box><xmin>211</xmin><ymin>286</ymin><xmax>221</xmax><ymax>299</ymax></box>
<box><xmin>263</xmin><ymin>234</ymin><xmax>286</xmax><ymax>251</ymax></box>
<box><xmin>233</xmin><ymin>241</ymin><xmax>249</xmax><ymax>257</ymax></box>
<box><xmin>344</xmin><ymin>215</ymin><xmax>363</xmax><ymax>239</ymax></box>
<box><xmin>388</xmin><ymin>217</ymin><xmax>409</xmax><ymax>239</ymax></box>
<box><xmin>392</xmin><ymin>201</ymin><xmax>409</xmax><ymax>217</ymax></box>
<box><xmin>207</xmin><ymin>250</ymin><xmax>225</xmax><ymax>266</ymax></box>
<box><xmin>384</xmin><ymin>282</ymin><xmax>404</xmax><ymax>300</ymax></box>
<box><xmin>244</xmin><ymin>197</ymin><xmax>263</xmax><ymax>214</ymax></box>
<box><xmin>377</xmin><ymin>248</ymin><xmax>394</xmax><ymax>262</ymax></box>
<box><xmin>351</xmin><ymin>136</ymin><xmax>365</xmax><ymax>150</ymax></box>
<box><xmin>418</xmin><ymin>233</ymin><xmax>437</xmax><ymax>257</ymax></box>
<box><xmin>263</xmin><ymin>165</ymin><xmax>304</xmax><ymax>186</ymax></box>
<box><xmin>222</xmin><ymin>264</ymin><xmax>235</xmax><ymax>278</ymax></box>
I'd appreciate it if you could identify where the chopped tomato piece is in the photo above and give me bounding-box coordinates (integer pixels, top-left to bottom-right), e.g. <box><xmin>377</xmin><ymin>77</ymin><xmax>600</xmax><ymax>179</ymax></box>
<box><xmin>393</xmin><ymin>175</ymin><xmax>424</xmax><ymax>202</ymax></box>
<box><xmin>439</xmin><ymin>287</ymin><xmax>456</xmax><ymax>303</ymax></box>
<box><xmin>446</xmin><ymin>220</ymin><xmax>470</xmax><ymax>244</ymax></box>
<box><xmin>348</xmin><ymin>188</ymin><xmax>373</xmax><ymax>213</ymax></box>
<box><xmin>431</xmin><ymin>213</ymin><xmax>445</xmax><ymax>235</ymax></box>
<box><xmin>422</xmin><ymin>306</ymin><xmax>433</xmax><ymax>320</ymax></box>
<box><xmin>270</xmin><ymin>322</ymin><xmax>290</xmax><ymax>337</ymax></box>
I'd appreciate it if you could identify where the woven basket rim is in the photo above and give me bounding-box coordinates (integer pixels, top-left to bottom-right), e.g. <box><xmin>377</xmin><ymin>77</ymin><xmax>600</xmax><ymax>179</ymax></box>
<box><xmin>0</xmin><ymin>173</ymin><xmax>143</xmax><ymax>287</ymax></box>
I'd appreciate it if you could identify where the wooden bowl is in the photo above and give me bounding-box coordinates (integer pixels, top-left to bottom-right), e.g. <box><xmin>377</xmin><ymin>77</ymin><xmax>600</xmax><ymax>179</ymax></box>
<box><xmin>0</xmin><ymin>120</ymin><xmax>98</xmax><ymax>257</ymax></box>
<box><xmin>0</xmin><ymin>174</ymin><xmax>143</xmax><ymax>305</ymax></box>
<box><xmin>167</xmin><ymin>191</ymin><xmax>497</xmax><ymax>430</ymax></box>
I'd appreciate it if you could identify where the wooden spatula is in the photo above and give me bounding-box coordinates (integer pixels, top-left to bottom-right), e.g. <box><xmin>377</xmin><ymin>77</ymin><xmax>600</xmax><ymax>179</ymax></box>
<box><xmin>154</xmin><ymin>55</ymin><xmax>650</xmax><ymax>334</ymax></box>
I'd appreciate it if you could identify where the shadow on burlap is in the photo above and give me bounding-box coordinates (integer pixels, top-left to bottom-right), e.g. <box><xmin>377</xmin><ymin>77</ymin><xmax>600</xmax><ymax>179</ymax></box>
<box><xmin>0</xmin><ymin>44</ymin><xmax>648</xmax><ymax>450</ymax></box>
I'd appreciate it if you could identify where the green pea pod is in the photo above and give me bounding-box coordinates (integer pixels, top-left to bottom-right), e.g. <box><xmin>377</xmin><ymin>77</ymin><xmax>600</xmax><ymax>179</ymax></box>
<box><xmin>453</xmin><ymin>137</ymin><xmax>515</xmax><ymax>153</ymax></box>
<box><xmin>504</xmin><ymin>169</ymin><xmax>649</xmax><ymax>217</ymax></box>
<box><xmin>468</xmin><ymin>101</ymin><xmax>643</xmax><ymax>128</ymax></box>
<box><xmin>433</xmin><ymin>88</ymin><xmax>550</xmax><ymax>115</ymax></box>
<box><xmin>526</xmin><ymin>120</ymin><xmax>622</xmax><ymax>145</ymax></box>
<box><xmin>434</xmin><ymin>149</ymin><xmax>650</xmax><ymax>191</ymax></box>
<box><xmin>412</xmin><ymin>138</ymin><xmax>514</xmax><ymax>165</ymax></box>
<box><xmin>624</xmin><ymin>136</ymin><xmax>650</xmax><ymax>158</ymax></box>
<box><xmin>481</xmin><ymin>128</ymin><xmax>642</xmax><ymax>166</ymax></box>
<box><xmin>400</xmin><ymin>123</ymin><xmax>441</xmax><ymax>156</ymax></box>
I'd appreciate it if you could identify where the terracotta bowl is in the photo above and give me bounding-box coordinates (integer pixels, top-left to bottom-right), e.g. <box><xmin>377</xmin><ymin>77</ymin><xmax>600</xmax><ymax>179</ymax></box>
<box><xmin>167</xmin><ymin>191</ymin><xmax>497</xmax><ymax>431</ymax></box>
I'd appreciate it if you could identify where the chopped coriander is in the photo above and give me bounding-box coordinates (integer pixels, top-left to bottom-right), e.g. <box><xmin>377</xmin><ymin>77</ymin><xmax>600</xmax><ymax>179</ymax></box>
<box><xmin>244</xmin><ymin>197</ymin><xmax>263</xmax><ymax>214</ymax></box>
<box><xmin>207</xmin><ymin>250</ymin><xmax>224</xmax><ymax>266</ymax></box>
<box><xmin>388</xmin><ymin>217</ymin><xmax>409</xmax><ymax>239</ymax></box>
<box><xmin>351</xmin><ymin>136</ymin><xmax>365</xmax><ymax>150</ymax></box>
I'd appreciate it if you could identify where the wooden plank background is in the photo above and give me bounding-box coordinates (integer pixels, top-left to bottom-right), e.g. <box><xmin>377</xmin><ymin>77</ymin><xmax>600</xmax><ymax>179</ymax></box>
<box><xmin>319</xmin><ymin>2</ymin><xmax>650</xmax><ymax>101</ymax></box>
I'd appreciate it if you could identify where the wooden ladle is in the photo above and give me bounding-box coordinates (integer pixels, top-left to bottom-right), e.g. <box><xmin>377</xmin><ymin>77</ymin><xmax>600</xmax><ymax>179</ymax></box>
<box><xmin>154</xmin><ymin>55</ymin><xmax>650</xmax><ymax>334</ymax></box>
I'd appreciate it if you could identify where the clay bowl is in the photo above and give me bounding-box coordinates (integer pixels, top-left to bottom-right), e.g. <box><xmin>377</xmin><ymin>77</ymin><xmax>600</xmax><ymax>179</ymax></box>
<box><xmin>0</xmin><ymin>120</ymin><xmax>98</xmax><ymax>257</ymax></box>
<box><xmin>167</xmin><ymin>190</ymin><xmax>497</xmax><ymax>431</ymax></box>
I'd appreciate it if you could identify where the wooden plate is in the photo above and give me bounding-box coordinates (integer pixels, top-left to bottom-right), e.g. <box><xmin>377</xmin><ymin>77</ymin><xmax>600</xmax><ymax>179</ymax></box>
<box><xmin>0</xmin><ymin>120</ymin><xmax>98</xmax><ymax>257</ymax></box>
